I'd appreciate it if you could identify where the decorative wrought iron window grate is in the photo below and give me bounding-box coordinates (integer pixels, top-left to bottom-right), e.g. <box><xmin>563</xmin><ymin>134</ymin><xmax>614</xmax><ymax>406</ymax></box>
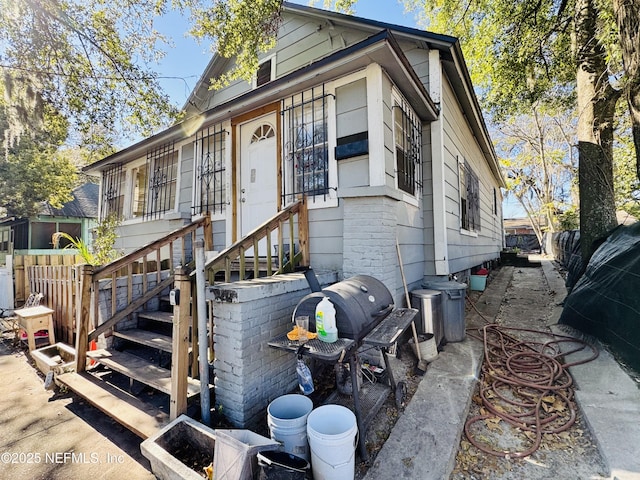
<box><xmin>193</xmin><ymin>124</ymin><xmax>227</xmax><ymax>215</ymax></box>
<box><xmin>144</xmin><ymin>142</ymin><xmax>177</xmax><ymax>220</ymax></box>
<box><xmin>393</xmin><ymin>101</ymin><xmax>422</xmax><ymax>196</ymax></box>
<box><xmin>282</xmin><ymin>86</ymin><xmax>331</xmax><ymax>204</ymax></box>
<box><xmin>101</xmin><ymin>163</ymin><xmax>125</xmax><ymax>220</ymax></box>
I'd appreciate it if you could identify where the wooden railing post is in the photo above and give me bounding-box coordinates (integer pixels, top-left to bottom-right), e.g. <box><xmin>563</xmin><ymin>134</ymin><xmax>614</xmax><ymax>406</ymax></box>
<box><xmin>75</xmin><ymin>264</ymin><xmax>94</xmax><ymax>373</ymax></box>
<box><xmin>298</xmin><ymin>198</ymin><xmax>309</xmax><ymax>267</ymax></box>
<box><xmin>170</xmin><ymin>267</ymin><xmax>191</xmax><ymax>420</ymax></box>
<box><xmin>203</xmin><ymin>215</ymin><xmax>214</xmax><ymax>252</ymax></box>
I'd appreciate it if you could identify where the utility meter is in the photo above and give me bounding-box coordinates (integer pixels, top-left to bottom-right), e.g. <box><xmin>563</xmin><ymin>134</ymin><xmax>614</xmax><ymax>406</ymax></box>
<box><xmin>169</xmin><ymin>289</ymin><xmax>180</xmax><ymax>306</ymax></box>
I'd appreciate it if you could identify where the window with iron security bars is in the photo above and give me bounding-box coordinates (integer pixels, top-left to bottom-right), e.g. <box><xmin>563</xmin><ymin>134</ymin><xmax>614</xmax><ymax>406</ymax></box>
<box><xmin>144</xmin><ymin>142</ymin><xmax>178</xmax><ymax>220</ymax></box>
<box><xmin>460</xmin><ymin>161</ymin><xmax>481</xmax><ymax>232</ymax></box>
<box><xmin>282</xmin><ymin>86</ymin><xmax>331</xmax><ymax>204</ymax></box>
<box><xmin>101</xmin><ymin>163</ymin><xmax>125</xmax><ymax>220</ymax></box>
<box><xmin>393</xmin><ymin>101</ymin><xmax>422</xmax><ymax>196</ymax></box>
<box><xmin>193</xmin><ymin>124</ymin><xmax>227</xmax><ymax>215</ymax></box>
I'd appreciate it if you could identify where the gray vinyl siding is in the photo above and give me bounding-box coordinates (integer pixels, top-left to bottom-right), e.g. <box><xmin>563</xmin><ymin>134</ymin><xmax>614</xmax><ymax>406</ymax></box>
<box><xmin>421</xmin><ymin>124</ymin><xmax>436</xmax><ymax>276</ymax></box>
<box><xmin>335</xmin><ymin>78</ymin><xmax>367</xmax><ymax>137</ymax></box>
<box><xmin>113</xmin><ymin>217</ymin><xmax>190</xmax><ymax>255</ymax></box>
<box><xmin>395</xmin><ymin>201</ymin><xmax>425</xmax><ymax>303</ymax></box>
<box><xmin>276</xmin><ymin>14</ymin><xmax>371</xmax><ymax>79</ymax></box>
<box><xmin>191</xmin><ymin>13</ymin><xmax>372</xmax><ymax>115</ymax></box>
<box><xmin>307</xmin><ymin>203</ymin><xmax>344</xmax><ymax>273</ymax></box>
<box><xmin>179</xmin><ymin>142</ymin><xmax>195</xmax><ymax>215</ymax></box>
<box><xmin>381</xmin><ymin>74</ymin><xmax>396</xmax><ymax>189</ymax></box>
<box><xmin>211</xmin><ymin>219</ymin><xmax>226</xmax><ymax>252</ymax></box>
<box><xmin>399</xmin><ymin>41</ymin><xmax>430</xmax><ymax>90</ymax></box>
<box><xmin>440</xmin><ymin>77</ymin><xmax>502</xmax><ymax>273</ymax></box>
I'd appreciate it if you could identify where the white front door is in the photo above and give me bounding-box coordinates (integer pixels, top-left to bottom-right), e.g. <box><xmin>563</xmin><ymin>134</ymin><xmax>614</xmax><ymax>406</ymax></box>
<box><xmin>239</xmin><ymin>114</ymin><xmax>278</xmax><ymax>252</ymax></box>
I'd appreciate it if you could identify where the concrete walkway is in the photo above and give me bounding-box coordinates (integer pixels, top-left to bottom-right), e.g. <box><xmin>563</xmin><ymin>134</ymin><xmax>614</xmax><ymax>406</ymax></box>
<box><xmin>364</xmin><ymin>258</ymin><xmax>640</xmax><ymax>480</ymax></box>
<box><xmin>0</xmin><ymin>340</ymin><xmax>154</xmax><ymax>480</ymax></box>
<box><xmin>1</xmin><ymin>258</ymin><xmax>638</xmax><ymax>480</ymax></box>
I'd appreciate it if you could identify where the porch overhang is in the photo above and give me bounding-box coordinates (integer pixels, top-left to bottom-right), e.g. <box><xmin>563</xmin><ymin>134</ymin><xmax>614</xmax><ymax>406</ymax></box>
<box><xmin>84</xmin><ymin>30</ymin><xmax>438</xmax><ymax>174</ymax></box>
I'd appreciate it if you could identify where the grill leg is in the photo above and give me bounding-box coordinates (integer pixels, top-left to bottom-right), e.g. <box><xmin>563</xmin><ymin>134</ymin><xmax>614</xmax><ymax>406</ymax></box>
<box><xmin>349</xmin><ymin>355</ymin><xmax>369</xmax><ymax>461</ymax></box>
<box><xmin>381</xmin><ymin>347</ymin><xmax>396</xmax><ymax>390</ymax></box>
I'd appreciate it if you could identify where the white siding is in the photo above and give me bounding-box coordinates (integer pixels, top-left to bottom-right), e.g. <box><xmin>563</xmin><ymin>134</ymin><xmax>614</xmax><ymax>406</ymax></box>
<box><xmin>440</xmin><ymin>77</ymin><xmax>502</xmax><ymax>273</ymax></box>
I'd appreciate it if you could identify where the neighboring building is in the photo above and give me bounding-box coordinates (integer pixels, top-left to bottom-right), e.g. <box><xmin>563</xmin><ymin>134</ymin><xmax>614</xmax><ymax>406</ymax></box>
<box><xmin>0</xmin><ymin>182</ymin><xmax>99</xmax><ymax>261</ymax></box>
<box><xmin>504</xmin><ymin>218</ymin><xmax>537</xmax><ymax>236</ymax></box>
<box><xmin>83</xmin><ymin>2</ymin><xmax>505</xmax><ymax>299</ymax></box>
<box><xmin>504</xmin><ymin>217</ymin><xmax>541</xmax><ymax>253</ymax></box>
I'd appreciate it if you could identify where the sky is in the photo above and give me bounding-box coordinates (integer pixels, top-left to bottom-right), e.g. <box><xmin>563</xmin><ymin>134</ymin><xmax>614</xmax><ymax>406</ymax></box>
<box><xmin>154</xmin><ymin>0</ymin><xmax>419</xmax><ymax>109</ymax></box>
<box><xmin>153</xmin><ymin>0</ymin><xmax>526</xmax><ymax>219</ymax></box>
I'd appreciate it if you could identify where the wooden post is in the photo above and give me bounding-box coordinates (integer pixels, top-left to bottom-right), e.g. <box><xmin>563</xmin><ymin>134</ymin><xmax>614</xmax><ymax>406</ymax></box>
<box><xmin>170</xmin><ymin>267</ymin><xmax>191</xmax><ymax>420</ymax></box>
<box><xmin>203</xmin><ymin>215</ymin><xmax>214</xmax><ymax>252</ymax></box>
<box><xmin>298</xmin><ymin>199</ymin><xmax>309</xmax><ymax>267</ymax></box>
<box><xmin>75</xmin><ymin>264</ymin><xmax>93</xmax><ymax>373</ymax></box>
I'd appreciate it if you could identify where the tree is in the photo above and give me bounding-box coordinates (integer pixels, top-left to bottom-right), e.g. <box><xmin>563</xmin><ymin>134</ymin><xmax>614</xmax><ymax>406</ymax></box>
<box><xmin>0</xmin><ymin>0</ymin><xmax>178</xmax><ymax>149</ymax></box>
<box><xmin>612</xmin><ymin>0</ymin><xmax>640</xmax><ymax>180</ymax></box>
<box><xmin>0</xmin><ymin>89</ymin><xmax>77</xmax><ymax>218</ymax></box>
<box><xmin>574</xmin><ymin>0</ymin><xmax>620</xmax><ymax>258</ymax></box>
<box><xmin>402</xmin><ymin>0</ymin><xmax>631</xmax><ymax>261</ymax></box>
<box><xmin>497</xmin><ymin>106</ymin><xmax>577</xmax><ymax>244</ymax></box>
<box><xmin>613</xmin><ymin>115</ymin><xmax>640</xmax><ymax>219</ymax></box>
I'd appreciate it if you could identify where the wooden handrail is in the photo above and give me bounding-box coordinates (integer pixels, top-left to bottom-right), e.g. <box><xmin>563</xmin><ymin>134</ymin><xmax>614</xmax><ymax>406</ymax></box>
<box><xmin>93</xmin><ymin>216</ymin><xmax>211</xmax><ymax>280</ymax></box>
<box><xmin>200</xmin><ymin>199</ymin><xmax>309</xmax><ymax>281</ymax></box>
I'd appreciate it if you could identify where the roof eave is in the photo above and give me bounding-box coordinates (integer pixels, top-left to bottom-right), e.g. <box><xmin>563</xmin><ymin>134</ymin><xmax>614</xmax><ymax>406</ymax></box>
<box><xmin>84</xmin><ymin>30</ymin><xmax>438</xmax><ymax>174</ymax></box>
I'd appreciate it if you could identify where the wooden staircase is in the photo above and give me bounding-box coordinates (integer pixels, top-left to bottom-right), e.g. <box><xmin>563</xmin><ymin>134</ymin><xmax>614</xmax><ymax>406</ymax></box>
<box><xmin>58</xmin><ymin>267</ymin><xmax>201</xmax><ymax>438</ymax></box>
<box><xmin>57</xmin><ymin>199</ymin><xmax>310</xmax><ymax>439</ymax></box>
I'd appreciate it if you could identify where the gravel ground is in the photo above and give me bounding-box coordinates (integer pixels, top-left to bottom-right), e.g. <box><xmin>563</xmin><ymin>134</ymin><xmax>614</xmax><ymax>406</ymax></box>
<box><xmin>451</xmin><ymin>266</ymin><xmax>609</xmax><ymax>480</ymax></box>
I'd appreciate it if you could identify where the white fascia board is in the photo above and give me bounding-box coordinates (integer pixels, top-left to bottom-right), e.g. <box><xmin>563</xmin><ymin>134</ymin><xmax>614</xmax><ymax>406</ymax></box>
<box><xmin>366</xmin><ymin>63</ymin><xmax>386</xmax><ymax>187</ymax></box>
<box><xmin>429</xmin><ymin>50</ymin><xmax>449</xmax><ymax>276</ymax></box>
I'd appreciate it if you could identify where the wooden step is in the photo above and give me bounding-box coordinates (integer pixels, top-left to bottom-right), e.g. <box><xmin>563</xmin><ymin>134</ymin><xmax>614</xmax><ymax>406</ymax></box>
<box><xmin>113</xmin><ymin>328</ymin><xmax>173</xmax><ymax>352</ymax></box>
<box><xmin>57</xmin><ymin>371</ymin><xmax>169</xmax><ymax>439</ymax></box>
<box><xmin>138</xmin><ymin>310</ymin><xmax>174</xmax><ymax>324</ymax></box>
<box><xmin>87</xmin><ymin>349</ymin><xmax>203</xmax><ymax>398</ymax></box>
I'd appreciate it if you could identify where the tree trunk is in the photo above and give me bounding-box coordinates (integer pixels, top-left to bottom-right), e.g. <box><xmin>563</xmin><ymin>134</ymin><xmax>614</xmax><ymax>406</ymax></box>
<box><xmin>612</xmin><ymin>0</ymin><xmax>640</xmax><ymax>181</ymax></box>
<box><xmin>575</xmin><ymin>0</ymin><xmax>620</xmax><ymax>262</ymax></box>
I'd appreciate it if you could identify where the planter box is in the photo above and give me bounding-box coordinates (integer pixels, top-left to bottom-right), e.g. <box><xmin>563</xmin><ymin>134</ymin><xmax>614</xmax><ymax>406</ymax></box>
<box><xmin>141</xmin><ymin>415</ymin><xmax>280</xmax><ymax>480</ymax></box>
<box><xmin>31</xmin><ymin>342</ymin><xmax>76</xmax><ymax>375</ymax></box>
<box><xmin>141</xmin><ymin>415</ymin><xmax>216</xmax><ymax>480</ymax></box>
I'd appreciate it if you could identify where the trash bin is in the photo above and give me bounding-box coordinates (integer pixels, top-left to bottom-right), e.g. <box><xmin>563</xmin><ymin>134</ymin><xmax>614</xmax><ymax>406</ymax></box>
<box><xmin>410</xmin><ymin>289</ymin><xmax>443</xmax><ymax>346</ymax></box>
<box><xmin>422</xmin><ymin>281</ymin><xmax>467</xmax><ymax>342</ymax></box>
<box><xmin>257</xmin><ymin>451</ymin><xmax>310</xmax><ymax>480</ymax></box>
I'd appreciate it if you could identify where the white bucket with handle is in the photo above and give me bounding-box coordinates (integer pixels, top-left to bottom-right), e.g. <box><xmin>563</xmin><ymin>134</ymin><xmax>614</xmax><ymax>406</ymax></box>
<box><xmin>306</xmin><ymin>404</ymin><xmax>358</xmax><ymax>480</ymax></box>
<box><xmin>267</xmin><ymin>394</ymin><xmax>313</xmax><ymax>461</ymax></box>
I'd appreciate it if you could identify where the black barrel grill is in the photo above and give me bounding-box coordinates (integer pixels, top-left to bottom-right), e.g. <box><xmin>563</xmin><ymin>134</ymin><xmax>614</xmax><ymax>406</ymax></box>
<box><xmin>293</xmin><ymin>274</ymin><xmax>394</xmax><ymax>344</ymax></box>
<box><xmin>269</xmin><ymin>272</ymin><xmax>418</xmax><ymax>461</ymax></box>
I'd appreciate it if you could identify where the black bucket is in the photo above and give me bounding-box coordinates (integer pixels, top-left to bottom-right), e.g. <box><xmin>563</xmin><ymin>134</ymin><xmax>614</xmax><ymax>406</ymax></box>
<box><xmin>257</xmin><ymin>451</ymin><xmax>310</xmax><ymax>480</ymax></box>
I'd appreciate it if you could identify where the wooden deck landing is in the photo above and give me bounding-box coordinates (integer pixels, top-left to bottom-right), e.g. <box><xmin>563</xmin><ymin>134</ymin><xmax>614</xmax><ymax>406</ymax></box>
<box><xmin>57</xmin><ymin>371</ymin><xmax>169</xmax><ymax>439</ymax></box>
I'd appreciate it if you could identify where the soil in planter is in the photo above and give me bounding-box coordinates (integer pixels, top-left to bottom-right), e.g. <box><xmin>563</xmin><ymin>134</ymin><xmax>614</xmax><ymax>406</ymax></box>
<box><xmin>164</xmin><ymin>435</ymin><xmax>213</xmax><ymax>478</ymax></box>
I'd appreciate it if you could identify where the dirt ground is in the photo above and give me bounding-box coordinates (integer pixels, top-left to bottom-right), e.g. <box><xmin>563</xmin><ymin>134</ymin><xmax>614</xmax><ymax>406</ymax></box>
<box><xmin>451</xmin><ymin>266</ymin><xmax>609</xmax><ymax>480</ymax></box>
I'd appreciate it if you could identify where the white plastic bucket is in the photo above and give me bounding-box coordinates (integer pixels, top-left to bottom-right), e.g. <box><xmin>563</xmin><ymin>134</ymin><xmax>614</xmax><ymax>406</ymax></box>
<box><xmin>306</xmin><ymin>405</ymin><xmax>358</xmax><ymax>480</ymax></box>
<box><xmin>267</xmin><ymin>394</ymin><xmax>313</xmax><ymax>461</ymax></box>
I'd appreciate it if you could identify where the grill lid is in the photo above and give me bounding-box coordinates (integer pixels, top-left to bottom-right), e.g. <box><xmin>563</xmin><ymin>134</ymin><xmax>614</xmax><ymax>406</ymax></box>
<box><xmin>294</xmin><ymin>275</ymin><xmax>394</xmax><ymax>342</ymax></box>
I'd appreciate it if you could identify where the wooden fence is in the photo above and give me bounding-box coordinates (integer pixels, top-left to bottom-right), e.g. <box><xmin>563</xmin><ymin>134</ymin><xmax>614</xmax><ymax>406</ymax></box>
<box><xmin>14</xmin><ymin>254</ymin><xmax>83</xmax><ymax>307</ymax></box>
<box><xmin>12</xmin><ymin>254</ymin><xmax>83</xmax><ymax>345</ymax></box>
<box><xmin>27</xmin><ymin>264</ymin><xmax>78</xmax><ymax>345</ymax></box>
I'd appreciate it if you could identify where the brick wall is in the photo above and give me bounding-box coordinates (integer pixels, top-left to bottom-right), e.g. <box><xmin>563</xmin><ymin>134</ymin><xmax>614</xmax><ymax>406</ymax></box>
<box><xmin>208</xmin><ymin>271</ymin><xmax>338</xmax><ymax>428</ymax></box>
<box><xmin>343</xmin><ymin>196</ymin><xmax>398</xmax><ymax>296</ymax></box>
